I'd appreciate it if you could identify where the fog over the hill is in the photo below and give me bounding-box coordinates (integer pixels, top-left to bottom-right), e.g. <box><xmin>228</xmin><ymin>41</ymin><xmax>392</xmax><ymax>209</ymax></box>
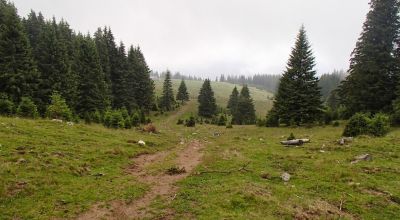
<box><xmin>14</xmin><ymin>0</ymin><xmax>370</xmax><ymax>77</ymax></box>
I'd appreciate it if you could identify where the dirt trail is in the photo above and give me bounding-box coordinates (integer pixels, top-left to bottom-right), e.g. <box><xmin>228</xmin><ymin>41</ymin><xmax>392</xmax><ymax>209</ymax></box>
<box><xmin>77</xmin><ymin>140</ymin><xmax>204</xmax><ymax>220</ymax></box>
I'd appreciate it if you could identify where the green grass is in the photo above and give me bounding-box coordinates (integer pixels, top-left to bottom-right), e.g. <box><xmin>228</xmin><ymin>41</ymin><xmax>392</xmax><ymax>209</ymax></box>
<box><xmin>154</xmin><ymin>79</ymin><xmax>274</xmax><ymax>116</ymax></box>
<box><xmin>1</xmin><ymin>100</ymin><xmax>399</xmax><ymax>219</ymax></box>
<box><xmin>0</xmin><ymin>117</ymin><xmax>178</xmax><ymax>219</ymax></box>
<box><xmin>165</xmin><ymin>124</ymin><xmax>400</xmax><ymax>219</ymax></box>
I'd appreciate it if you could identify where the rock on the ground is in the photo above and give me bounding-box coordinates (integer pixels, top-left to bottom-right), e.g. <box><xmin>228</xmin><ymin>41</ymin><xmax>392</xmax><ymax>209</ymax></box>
<box><xmin>351</xmin><ymin>154</ymin><xmax>372</xmax><ymax>164</ymax></box>
<box><xmin>138</xmin><ymin>140</ymin><xmax>146</xmax><ymax>146</ymax></box>
<box><xmin>281</xmin><ymin>172</ymin><xmax>291</xmax><ymax>182</ymax></box>
<box><xmin>51</xmin><ymin>119</ymin><xmax>63</xmax><ymax>123</ymax></box>
<box><xmin>66</xmin><ymin>122</ymin><xmax>74</xmax><ymax>126</ymax></box>
<box><xmin>338</xmin><ymin>137</ymin><xmax>353</xmax><ymax>145</ymax></box>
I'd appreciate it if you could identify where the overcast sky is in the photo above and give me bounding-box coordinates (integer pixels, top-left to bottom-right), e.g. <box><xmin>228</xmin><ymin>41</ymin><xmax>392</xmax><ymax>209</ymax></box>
<box><xmin>14</xmin><ymin>0</ymin><xmax>370</xmax><ymax>77</ymax></box>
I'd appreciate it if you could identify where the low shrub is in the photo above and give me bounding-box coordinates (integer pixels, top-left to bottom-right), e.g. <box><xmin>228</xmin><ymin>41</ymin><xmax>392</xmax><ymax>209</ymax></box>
<box><xmin>369</xmin><ymin>113</ymin><xmax>390</xmax><ymax>137</ymax></box>
<box><xmin>46</xmin><ymin>93</ymin><xmax>73</xmax><ymax>121</ymax></box>
<box><xmin>217</xmin><ymin>114</ymin><xmax>227</xmax><ymax>126</ymax></box>
<box><xmin>131</xmin><ymin>113</ymin><xmax>140</xmax><ymax>127</ymax></box>
<box><xmin>287</xmin><ymin>133</ymin><xmax>296</xmax><ymax>141</ymax></box>
<box><xmin>143</xmin><ymin>123</ymin><xmax>157</xmax><ymax>133</ymax></box>
<box><xmin>333</xmin><ymin>121</ymin><xmax>340</xmax><ymax>127</ymax></box>
<box><xmin>177</xmin><ymin>119</ymin><xmax>184</xmax><ymax>125</ymax></box>
<box><xmin>343</xmin><ymin>113</ymin><xmax>390</xmax><ymax>137</ymax></box>
<box><xmin>110</xmin><ymin>110</ymin><xmax>125</xmax><ymax>129</ymax></box>
<box><xmin>16</xmin><ymin>97</ymin><xmax>39</xmax><ymax>119</ymax></box>
<box><xmin>343</xmin><ymin>113</ymin><xmax>371</xmax><ymax>137</ymax></box>
<box><xmin>185</xmin><ymin>116</ymin><xmax>196</xmax><ymax>127</ymax></box>
<box><xmin>256</xmin><ymin>118</ymin><xmax>266</xmax><ymax>127</ymax></box>
<box><xmin>226</xmin><ymin>123</ymin><xmax>233</xmax><ymax>129</ymax></box>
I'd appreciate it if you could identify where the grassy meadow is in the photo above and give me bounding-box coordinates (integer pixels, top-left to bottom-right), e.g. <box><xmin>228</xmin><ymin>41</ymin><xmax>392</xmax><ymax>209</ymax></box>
<box><xmin>154</xmin><ymin>79</ymin><xmax>274</xmax><ymax>117</ymax></box>
<box><xmin>0</xmin><ymin>100</ymin><xmax>399</xmax><ymax>219</ymax></box>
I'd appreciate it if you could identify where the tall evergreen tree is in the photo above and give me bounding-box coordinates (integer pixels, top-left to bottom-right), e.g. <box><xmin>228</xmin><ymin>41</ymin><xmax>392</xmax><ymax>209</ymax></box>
<box><xmin>272</xmin><ymin>26</ymin><xmax>323</xmax><ymax>125</ymax></box>
<box><xmin>234</xmin><ymin>85</ymin><xmax>256</xmax><ymax>125</ymax></box>
<box><xmin>227</xmin><ymin>86</ymin><xmax>239</xmax><ymax>114</ymax></box>
<box><xmin>159</xmin><ymin>71</ymin><xmax>175</xmax><ymax>111</ymax></box>
<box><xmin>338</xmin><ymin>0</ymin><xmax>400</xmax><ymax>114</ymax></box>
<box><xmin>127</xmin><ymin>46</ymin><xmax>154</xmax><ymax>112</ymax></box>
<box><xmin>176</xmin><ymin>79</ymin><xmax>189</xmax><ymax>103</ymax></box>
<box><xmin>111</xmin><ymin>42</ymin><xmax>129</xmax><ymax>109</ymax></box>
<box><xmin>0</xmin><ymin>0</ymin><xmax>39</xmax><ymax>103</ymax></box>
<box><xmin>94</xmin><ymin>27</ymin><xmax>112</xmax><ymax>102</ymax></box>
<box><xmin>74</xmin><ymin>34</ymin><xmax>108</xmax><ymax>114</ymax></box>
<box><xmin>198</xmin><ymin>79</ymin><xmax>217</xmax><ymax>118</ymax></box>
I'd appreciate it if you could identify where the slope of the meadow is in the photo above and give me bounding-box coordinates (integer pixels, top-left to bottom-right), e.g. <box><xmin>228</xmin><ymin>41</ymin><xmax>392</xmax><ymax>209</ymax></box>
<box><xmin>154</xmin><ymin>79</ymin><xmax>274</xmax><ymax>117</ymax></box>
<box><xmin>1</xmin><ymin>102</ymin><xmax>399</xmax><ymax>219</ymax></box>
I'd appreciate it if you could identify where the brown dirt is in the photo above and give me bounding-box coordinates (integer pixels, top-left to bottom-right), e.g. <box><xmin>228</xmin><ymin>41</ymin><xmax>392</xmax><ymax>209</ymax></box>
<box><xmin>77</xmin><ymin>140</ymin><xmax>204</xmax><ymax>220</ymax></box>
<box><xmin>294</xmin><ymin>200</ymin><xmax>354</xmax><ymax>220</ymax></box>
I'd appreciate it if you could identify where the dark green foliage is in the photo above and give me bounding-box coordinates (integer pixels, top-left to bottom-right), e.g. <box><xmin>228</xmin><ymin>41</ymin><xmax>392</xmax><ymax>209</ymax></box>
<box><xmin>339</xmin><ymin>0</ymin><xmax>400</xmax><ymax>115</ymax></box>
<box><xmin>333</xmin><ymin>121</ymin><xmax>340</xmax><ymax>127</ymax></box>
<box><xmin>92</xmin><ymin>110</ymin><xmax>102</xmax><ymax>124</ymax></box>
<box><xmin>185</xmin><ymin>116</ymin><xmax>196</xmax><ymax>127</ymax></box>
<box><xmin>265</xmin><ymin>109</ymin><xmax>279</xmax><ymax>127</ymax></box>
<box><xmin>27</xmin><ymin>16</ymin><xmax>78</xmax><ymax>112</ymax></box>
<box><xmin>233</xmin><ymin>85</ymin><xmax>256</xmax><ymax>125</ymax></box>
<box><xmin>127</xmin><ymin>46</ymin><xmax>155</xmax><ymax>112</ymax></box>
<box><xmin>272</xmin><ymin>26</ymin><xmax>323</xmax><ymax>125</ymax></box>
<box><xmin>0</xmin><ymin>1</ymin><xmax>39</xmax><ymax>103</ymax></box>
<box><xmin>131</xmin><ymin>113</ymin><xmax>140</xmax><ymax>127</ymax></box>
<box><xmin>159</xmin><ymin>71</ymin><xmax>175</xmax><ymax>111</ymax></box>
<box><xmin>343</xmin><ymin>113</ymin><xmax>390</xmax><ymax>137</ymax></box>
<box><xmin>198</xmin><ymin>79</ymin><xmax>217</xmax><ymax>118</ymax></box>
<box><xmin>287</xmin><ymin>133</ymin><xmax>296</xmax><ymax>141</ymax></box>
<box><xmin>110</xmin><ymin>110</ymin><xmax>125</xmax><ymax>129</ymax></box>
<box><xmin>369</xmin><ymin>113</ymin><xmax>390</xmax><ymax>136</ymax></box>
<box><xmin>0</xmin><ymin>94</ymin><xmax>14</xmax><ymax>116</ymax></box>
<box><xmin>227</xmin><ymin>87</ymin><xmax>239</xmax><ymax>115</ymax></box>
<box><xmin>17</xmin><ymin>97</ymin><xmax>39</xmax><ymax>119</ymax></box>
<box><xmin>217</xmin><ymin>114</ymin><xmax>227</xmax><ymax>126</ymax></box>
<box><xmin>74</xmin><ymin>34</ymin><xmax>108</xmax><ymax>115</ymax></box>
<box><xmin>177</xmin><ymin>119</ymin><xmax>184</xmax><ymax>125</ymax></box>
<box><xmin>45</xmin><ymin>92</ymin><xmax>73</xmax><ymax>121</ymax></box>
<box><xmin>176</xmin><ymin>80</ymin><xmax>189</xmax><ymax>103</ymax></box>
<box><xmin>343</xmin><ymin>113</ymin><xmax>371</xmax><ymax>137</ymax></box>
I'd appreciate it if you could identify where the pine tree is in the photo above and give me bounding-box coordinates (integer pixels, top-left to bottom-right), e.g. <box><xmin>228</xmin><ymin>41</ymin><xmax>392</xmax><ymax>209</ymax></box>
<box><xmin>127</xmin><ymin>46</ymin><xmax>154</xmax><ymax>112</ymax></box>
<box><xmin>176</xmin><ymin>79</ymin><xmax>189</xmax><ymax>103</ymax></box>
<box><xmin>338</xmin><ymin>0</ymin><xmax>400</xmax><ymax>115</ymax></box>
<box><xmin>111</xmin><ymin>42</ymin><xmax>130</xmax><ymax>109</ymax></box>
<box><xmin>74</xmin><ymin>34</ymin><xmax>108</xmax><ymax>114</ymax></box>
<box><xmin>234</xmin><ymin>85</ymin><xmax>256</xmax><ymax>125</ymax></box>
<box><xmin>159</xmin><ymin>71</ymin><xmax>175</xmax><ymax>111</ymax></box>
<box><xmin>272</xmin><ymin>26</ymin><xmax>323</xmax><ymax>125</ymax></box>
<box><xmin>198</xmin><ymin>79</ymin><xmax>217</xmax><ymax>118</ymax></box>
<box><xmin>0</xmin><ymin>0</ymin><xmax>39</xmax><ymax>103</ymax></box>
<box><xmin>94</xmin><ymin>27</ymin><xmax>112</xmax><ymax>103</ymax></box>
<box><xmin>227</xmin><ymin>86</ymin><xmax>239</xmax><ymax>114</ymax></box>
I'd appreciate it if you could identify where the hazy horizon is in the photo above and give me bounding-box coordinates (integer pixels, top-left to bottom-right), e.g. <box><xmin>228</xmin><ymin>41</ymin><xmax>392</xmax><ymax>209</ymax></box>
<box><xmin>13</xmin><ymin>0</ymin><xmax>370</xmax><ymax>78</ymax></box>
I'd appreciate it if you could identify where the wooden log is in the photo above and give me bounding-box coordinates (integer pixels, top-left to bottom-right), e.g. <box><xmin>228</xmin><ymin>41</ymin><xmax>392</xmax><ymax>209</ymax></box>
<box><xmin>280</xmin><ymin>139</ymin><xmax>310</xmax><ymax>146</ymax></box>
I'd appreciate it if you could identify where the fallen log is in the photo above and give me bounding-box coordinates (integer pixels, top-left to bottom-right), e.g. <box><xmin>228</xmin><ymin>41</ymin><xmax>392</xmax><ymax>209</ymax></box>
<box><xmin>280</xmin><ymin>139</ymin><xmax>310</xmax><ymax>146</ymax></box>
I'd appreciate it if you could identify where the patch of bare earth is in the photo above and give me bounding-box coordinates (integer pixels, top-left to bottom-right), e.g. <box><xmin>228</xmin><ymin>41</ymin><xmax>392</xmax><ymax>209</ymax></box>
<box><xmin>294</xmin><ymin>200</ymin><xmax>355</xmax><ymax>220</ymax></box>
<box><xmin>77</xmin><ymin>140</ymin><xmax>203</xmax><ymax>220</ymax></box>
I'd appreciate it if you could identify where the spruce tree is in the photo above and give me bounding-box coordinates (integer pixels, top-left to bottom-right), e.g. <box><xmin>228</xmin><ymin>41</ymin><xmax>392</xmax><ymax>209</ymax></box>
<box><xmin>94</xmin><ymin>27</ymin><xmax>112</xmax><ymax>103</ymax></box>
<box><xmin>74</xmin><ymin>34</ymin><xmax>108</xmax><ymax>114</ymax></box>
<box><xmin>234</xmin><ymin>85</ymin><xmax>256</xmax><ymax>125</ymax></box>
<box><xmin>198</xmin><ymin>79</ymin><xmax>217</xmax><ymax>118</ymax></box>
<box><xmin>272</xmin><ymin>26</ymin><xmax>323</xmax><ymax>125</ymax></box>
<box><xmin>176</xmin><ymin>80</ymin><xmax>189</xmax><ymax>103</ymax></box>
<box><xmin>0</xmin><ymin>0</ymin><xmax>39</xmax><ymax>103</ymax></box>
<box><xmin>338</xmin><ymin>0</ymin><xmax>400</xmax><ymax>114</ymax></box>
<box><xmin>159</xmin><ymin>71</ymin><xmax>175</xmax><ymax>111</ymax></box>
<box><xmin>127</xmin><ymin>46</ymin><xmax>155</xmax><ymax>112</ymax></box>
<box><xmin>227</xmin><ymin>86</ymin><xmax>239</xmax><ymax>114</ymax></box>
<box><xmin>111</xmin><ymin>42</ymin><xmax>129</xmax><ymax>109</ymax></box>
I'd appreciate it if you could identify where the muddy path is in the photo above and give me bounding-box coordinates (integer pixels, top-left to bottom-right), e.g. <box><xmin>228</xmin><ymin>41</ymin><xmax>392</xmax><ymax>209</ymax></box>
<box><xmin>77</xmin><ymin>139</ymin><xmax>204</xmax><ymax>220</ymax></box>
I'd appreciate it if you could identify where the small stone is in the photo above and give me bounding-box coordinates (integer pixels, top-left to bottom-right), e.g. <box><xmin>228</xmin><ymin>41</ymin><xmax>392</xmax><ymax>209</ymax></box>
<box><xmin>66</xmin><ymin>122</ymin><xmax>74</xmax><ymax>126</ymax></box>
<box><xmin>281</xmin><ymin>172</ymin><xmax>291</xmax><ymax>182</ymax></box>
<box><xmin>138</xmin><ymin>140</ymin><xmax>146</xmax><ymax>146</ymax></box>
<box><xmin>17</xmin><ymin>158</ymin><xmax>27</xmax><ymax>164</ymax></box>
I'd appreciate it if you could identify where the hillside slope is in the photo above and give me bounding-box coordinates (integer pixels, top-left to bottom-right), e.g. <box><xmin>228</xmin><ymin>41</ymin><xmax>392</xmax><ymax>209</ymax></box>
<box><xmin>154</xmin><ymin>80</ymin><xmax>274</xmax><ymax>116</ymax></box>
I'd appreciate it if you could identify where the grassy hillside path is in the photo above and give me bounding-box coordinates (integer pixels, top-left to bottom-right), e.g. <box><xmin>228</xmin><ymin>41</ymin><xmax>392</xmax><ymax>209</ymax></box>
<box><xmin>78</xmin><ymin>102</ymin><xmax>204</xmax><ymax>219</ymax></box>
